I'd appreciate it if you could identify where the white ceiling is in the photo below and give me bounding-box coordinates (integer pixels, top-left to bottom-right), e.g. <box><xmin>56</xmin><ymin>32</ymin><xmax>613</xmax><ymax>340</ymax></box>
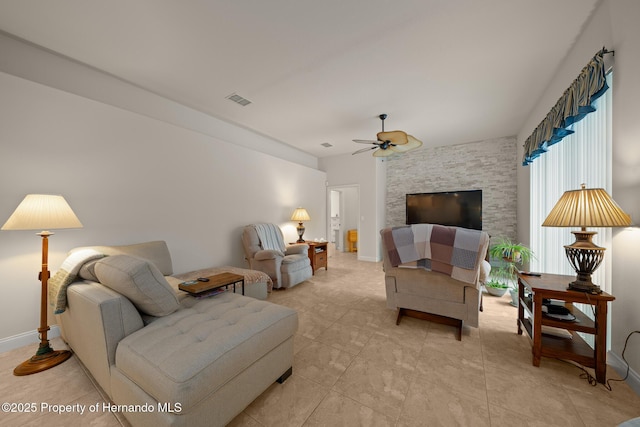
<box><xmin>0</xmin><ymin>0</ymin><xmax>599</xmax><ymax>158</ymax></box>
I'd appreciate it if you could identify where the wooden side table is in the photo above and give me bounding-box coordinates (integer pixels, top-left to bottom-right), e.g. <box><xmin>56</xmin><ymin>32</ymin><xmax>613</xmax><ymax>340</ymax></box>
<box><xmin>517</xmin><ymin>272</ymin><xmax>615</xmax><ymax>383</ymax></box>
<box><xmin>306</xmin><ymin>241</ymin><xmax>328</xmax><ymax>274</ymax></box>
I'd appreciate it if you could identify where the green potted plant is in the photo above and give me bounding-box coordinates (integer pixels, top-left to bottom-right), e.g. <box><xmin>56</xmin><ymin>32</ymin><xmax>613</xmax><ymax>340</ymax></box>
<box><xmin>484</xmin><ymin>278</ymin><xmax>509</xmax><ymax>297</ymax></box>
<box><xmin>487</xmin><ymin>237</ymin><xmax>535</xmax><ymax>305</ymax></box>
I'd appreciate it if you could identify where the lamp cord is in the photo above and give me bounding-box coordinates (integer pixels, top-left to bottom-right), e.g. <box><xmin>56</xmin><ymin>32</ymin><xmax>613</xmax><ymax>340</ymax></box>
<box><xmin>566</xmin><ymin>292</ymin><xmax>638</xmax><ymax>390</ymax></box>
<box><xmin>564</xmin><ymin>329</ymin><xmax>640</xmax><ymax>390</ymax></box>
<box><xmin>604</xmin><ymin>330</ymin><xmax>640</xmax><ymax>391</ymax></box>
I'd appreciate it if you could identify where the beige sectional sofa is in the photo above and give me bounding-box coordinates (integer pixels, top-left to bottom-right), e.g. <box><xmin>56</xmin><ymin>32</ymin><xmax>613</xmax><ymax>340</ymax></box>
<box><xmin>55</xmin><ymin>241</ymin><xmax>297</xmax><ymax>427</ymax></box>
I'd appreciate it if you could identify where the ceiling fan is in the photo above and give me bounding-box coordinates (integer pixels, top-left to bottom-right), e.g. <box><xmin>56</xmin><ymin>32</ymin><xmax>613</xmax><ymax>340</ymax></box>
<box><xmin>352</xmin><ymin>114</ymin><xmax>423</xmax><ymax>157</ymax></box>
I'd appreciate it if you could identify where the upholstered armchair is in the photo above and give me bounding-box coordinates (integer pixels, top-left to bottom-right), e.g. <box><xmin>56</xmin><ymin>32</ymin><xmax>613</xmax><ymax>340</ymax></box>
<box><xmin>242</xmin><ymin>223</ymin><xmax>313</xmax><ymax>289</ymax></box>
<box><xmin>380</xmin><ymin>224</ymin><xmax>491</xmax><ymax>340</ymax></box>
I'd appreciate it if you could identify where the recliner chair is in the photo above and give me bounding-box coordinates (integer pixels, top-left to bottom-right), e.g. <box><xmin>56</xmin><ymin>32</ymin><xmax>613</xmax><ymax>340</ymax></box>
<box><xmin>380</xmin><ymin>224</ymin><xmax>491</xmax><ymax>340</ymax></box>
<box><xmin>242</xmin><ymin>223</ymin><xmax>313</xmax><ymax>289</ymax></box>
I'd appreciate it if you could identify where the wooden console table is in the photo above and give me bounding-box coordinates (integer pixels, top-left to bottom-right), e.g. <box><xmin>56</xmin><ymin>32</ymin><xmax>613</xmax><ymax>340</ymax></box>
<box><xmin>517</xmin><ymin>272</ymin><xmax>615</xmax><ymax>383</ymax></box>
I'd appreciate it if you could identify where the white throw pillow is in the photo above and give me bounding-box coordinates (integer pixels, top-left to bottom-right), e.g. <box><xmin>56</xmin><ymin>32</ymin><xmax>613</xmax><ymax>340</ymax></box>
<box><xmin>94</xmin><ymin>255</ymin><xmax>180</xmax><ymax>317</ymax></box>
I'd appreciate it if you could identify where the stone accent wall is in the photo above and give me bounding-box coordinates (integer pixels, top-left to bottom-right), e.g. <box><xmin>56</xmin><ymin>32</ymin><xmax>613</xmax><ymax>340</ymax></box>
<box><xmin>385</xmin><ymin>136</ymin><xmax>518</xmax><ymax>241</ymax></box>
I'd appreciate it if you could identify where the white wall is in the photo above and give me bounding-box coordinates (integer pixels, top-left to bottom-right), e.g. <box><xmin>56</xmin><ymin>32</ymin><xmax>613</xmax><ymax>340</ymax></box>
<box><xmin>0</xmin><ymin>40</ymin><xmax>326</xmax><ymax>343</ymax></box>
<box><xmin>516</xmin><ymin>0</ymin><xmax>640</xmax><ymax>391</ymax></box>
<box><xmin>609</xmin><ymin>0</ymin><xmax>640</xmax><ymax>393</ymax></box>
<box><xmin>0</xmin><ymin>33</ymin><xmax>318</xmax><ymax>170</ymax></box>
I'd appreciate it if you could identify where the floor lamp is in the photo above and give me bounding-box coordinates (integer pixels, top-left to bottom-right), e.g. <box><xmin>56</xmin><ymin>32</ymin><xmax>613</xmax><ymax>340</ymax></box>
<box><xmin>2</xmin><ymin>194</ymin><xmax>83</xmax><ymax>375</ymax></box>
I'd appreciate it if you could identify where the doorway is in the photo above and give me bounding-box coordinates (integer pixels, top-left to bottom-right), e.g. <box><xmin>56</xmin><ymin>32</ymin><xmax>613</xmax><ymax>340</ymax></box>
<box><xmin>327</xmin><ymin>185</ymin><xmax>360</xmax><ymax>254</ymax></box>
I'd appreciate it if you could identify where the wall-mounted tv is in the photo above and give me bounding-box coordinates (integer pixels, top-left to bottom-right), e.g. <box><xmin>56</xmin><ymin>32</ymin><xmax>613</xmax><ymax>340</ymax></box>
<box><xmin>406</xmin><ymin>190</ymin><xmax>482</xmax><ymax>230</ymax></box>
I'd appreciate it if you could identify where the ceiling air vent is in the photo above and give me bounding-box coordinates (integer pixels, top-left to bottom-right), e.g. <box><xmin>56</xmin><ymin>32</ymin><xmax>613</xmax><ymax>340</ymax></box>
<box><xmin>226</xmin><ymin>93</ymin><xmax>252</xmax><ymax>107</ymax></box>
<box><xmin>321</xmin><ymin>142</ymin><xmax>333</xmax><ymax>148</ymax></box>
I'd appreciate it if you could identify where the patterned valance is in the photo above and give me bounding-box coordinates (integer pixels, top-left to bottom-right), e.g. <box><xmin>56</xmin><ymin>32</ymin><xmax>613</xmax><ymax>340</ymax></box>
<box><xmin>522</xmin><ymin>48</ymin><xmax>610</xmax><ymax>166</ymax></box>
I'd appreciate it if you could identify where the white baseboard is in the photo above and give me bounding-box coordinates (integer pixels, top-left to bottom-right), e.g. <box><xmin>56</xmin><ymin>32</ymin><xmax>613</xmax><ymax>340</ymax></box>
<box><xmin>0</xmin><ymin>326</ymin><xmax>61</xmax><ymax>354</ymax></box>
<box><xmin>608</xmin><ymin>350</ymin><xmax>640</xmax><ymax>396</ymax></box>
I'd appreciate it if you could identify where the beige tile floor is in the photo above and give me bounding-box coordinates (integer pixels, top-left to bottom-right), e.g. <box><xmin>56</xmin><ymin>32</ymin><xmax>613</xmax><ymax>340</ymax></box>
<box><xmin>2</xmin><ymin>249</ymin><xmax>639</xmax><ymax>426</ymax></box>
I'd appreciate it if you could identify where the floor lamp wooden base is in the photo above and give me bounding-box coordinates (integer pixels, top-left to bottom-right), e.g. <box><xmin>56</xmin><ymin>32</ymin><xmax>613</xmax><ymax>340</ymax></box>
<box><xmin>14</xmin><ymin>347</ymin><xmax>72</xmax><ymax>376</ymax></box>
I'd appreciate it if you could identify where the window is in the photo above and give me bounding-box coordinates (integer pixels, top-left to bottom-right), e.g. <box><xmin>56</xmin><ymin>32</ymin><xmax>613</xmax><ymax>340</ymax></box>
<box><xmin>529</xmin><ymin>73</ymin><xmax>613</xmax><ymax>293</ymax></box>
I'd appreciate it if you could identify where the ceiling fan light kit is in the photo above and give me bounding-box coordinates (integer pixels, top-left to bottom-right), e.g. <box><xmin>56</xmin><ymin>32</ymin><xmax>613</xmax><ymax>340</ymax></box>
<box><xmin>352</xmin><ymin>114</ymin><xmax>422</xmax><ymax>156</ymax></box>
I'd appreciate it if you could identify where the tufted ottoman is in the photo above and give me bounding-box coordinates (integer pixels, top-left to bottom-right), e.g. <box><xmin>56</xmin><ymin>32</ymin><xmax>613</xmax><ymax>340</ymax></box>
<box><xmin>110</xmin><ymin>292</ymin><xmax>297</xmax><ymax>427</ymax></box>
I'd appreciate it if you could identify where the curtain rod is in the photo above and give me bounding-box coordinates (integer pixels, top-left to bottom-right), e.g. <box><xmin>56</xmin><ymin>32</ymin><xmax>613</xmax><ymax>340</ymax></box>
<box><xmin>601</xmin><ymin>46</ymin><xmax>614</xmax><ymax>56</ymax></box>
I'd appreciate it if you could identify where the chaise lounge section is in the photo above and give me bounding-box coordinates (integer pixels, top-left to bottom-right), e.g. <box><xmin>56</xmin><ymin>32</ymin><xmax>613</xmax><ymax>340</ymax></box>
<box><xmin>55</xmin><ymin>241</ymin><xmax>297</xmax><ymax>427</ymax></box>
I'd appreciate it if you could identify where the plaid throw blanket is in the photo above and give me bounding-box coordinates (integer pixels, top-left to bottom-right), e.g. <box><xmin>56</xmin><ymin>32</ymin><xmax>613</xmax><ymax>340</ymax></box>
<box><xmin>254</xmin><ymin>223</ymin><xmax>286</xmax><ymax>254</ymax></box>
<box><xmin>380</xmin><ymin>224</ymin><xmax>489</xmax><ymax>285</ymax></box>
<box><xmin>48</xmin><ymin>249</ymin><xmax>104</xmax><ymax>314</ymax></box>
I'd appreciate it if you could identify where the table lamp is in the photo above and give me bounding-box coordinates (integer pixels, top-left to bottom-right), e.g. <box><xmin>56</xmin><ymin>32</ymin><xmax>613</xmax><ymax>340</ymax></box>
<box><xmin>291</xmin><ymin>207</ymin><xmax>310</xmax><ymax>243</ymax></box>
<box><xmin>542</xmin><ymin>184</ymin><xmax>632</xmax><ymax>294</ymax></box>
<box><xmin>2</xmin><ymin>194</ymin><xmax>83</xmax><ymax>375</ymax></box>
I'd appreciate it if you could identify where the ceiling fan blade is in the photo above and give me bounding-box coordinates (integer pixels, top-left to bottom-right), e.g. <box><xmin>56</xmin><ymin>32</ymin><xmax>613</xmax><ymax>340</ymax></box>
<box><xmin>377</xmin><ymin>130</ymin><xmax>408</xmax><ymax>145</ymax></box>
<box><xmin>390</xmin><ymin>135</ymin><xmax>423</xmax><ymax>152</ymax></box>
<box><xmin>352</xmin><ymin>139</ymin><xmax>379</xmax><ymax>144</ymax></box>
<box><xmin>352</xmin><ymin>146</ymin><xmax>377</xmax><ymax>155</ymax></box>
<box><xmin>372</xmin><ymin>147</ymin><xmax>396</xmax><ymax>157</ymax></box>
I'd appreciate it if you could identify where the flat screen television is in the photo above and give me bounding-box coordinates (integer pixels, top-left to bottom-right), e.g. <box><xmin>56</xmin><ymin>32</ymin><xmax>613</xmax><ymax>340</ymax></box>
<box><xmin>406</xmin><ymin>190</ymin><xmax>482</xmax><ymax>230</ymax></box>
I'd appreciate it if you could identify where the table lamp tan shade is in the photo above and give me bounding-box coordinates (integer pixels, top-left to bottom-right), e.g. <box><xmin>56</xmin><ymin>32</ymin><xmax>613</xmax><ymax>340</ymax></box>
<box><xmin>542</xmin><ymin>184</ymin><xmax>631</xmax><ymax>293</ymax></box>
<box><xmin>2</xmin><ymin>194</ymin><xmax>83</xmax><ymax>231</ymax></box>
<box><xmin>290</xmin><ymin>208</ymin><xmax>310</xmax><ymax>222</ymax></box>
<box><xmin>542</xmin><ymin>184</ymin><xmax>631</xmax><ymax>228</ymax></box>
<box><xmin>291</xmin><ymin>208</ymin><xmax>310</xmax><ymax>243</ymax></box>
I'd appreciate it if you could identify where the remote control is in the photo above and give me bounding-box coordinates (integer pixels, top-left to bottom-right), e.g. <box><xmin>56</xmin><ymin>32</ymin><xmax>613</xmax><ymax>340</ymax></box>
<box><xmin>197</xmin><ymin>277</ymin><xmax>210</xmax><ymax>282</ymax></box>
<box><xmin>520</xmin><ymin>271</ymin><xmax>542</xmax><ymax>277</ymax></box>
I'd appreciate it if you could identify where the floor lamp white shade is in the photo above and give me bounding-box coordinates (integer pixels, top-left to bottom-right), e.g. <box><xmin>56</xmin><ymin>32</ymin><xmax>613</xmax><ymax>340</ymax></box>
<box><xmin>2</xmin><ymin>194</ymin><xmax>83</xmax><ymax>232</ymax></box>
